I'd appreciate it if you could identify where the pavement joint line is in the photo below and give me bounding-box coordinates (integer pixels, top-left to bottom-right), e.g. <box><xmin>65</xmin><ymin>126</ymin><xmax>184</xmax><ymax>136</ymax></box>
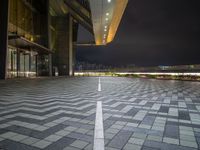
<box><xmin>94</xmin><ymin>101</ymin><xmax>104</xmax><ymax>150</ymax></box>
<box><xmin>98</xmin><ymin>77</ymin><xmax>101</xmax><ymax>92</ymax></box>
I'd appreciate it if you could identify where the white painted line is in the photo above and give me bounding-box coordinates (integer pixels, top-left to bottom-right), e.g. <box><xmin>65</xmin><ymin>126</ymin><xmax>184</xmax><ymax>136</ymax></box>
<box><xmin>94</xmin><ymin>101</ymin><xmax>104</xmax><ymax>150</ymax></box>
<box><xmin>98</xmin><ymin>77</ymin><xmax>101</xmax><ymax>92</ymax></box>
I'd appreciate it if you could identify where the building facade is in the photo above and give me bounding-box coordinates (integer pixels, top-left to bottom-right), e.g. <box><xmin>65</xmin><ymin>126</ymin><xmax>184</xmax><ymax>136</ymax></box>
<box><xmin>0</xmin><ymin>0</ymin><xmax>52</xmax><ymax>79</ymax></box>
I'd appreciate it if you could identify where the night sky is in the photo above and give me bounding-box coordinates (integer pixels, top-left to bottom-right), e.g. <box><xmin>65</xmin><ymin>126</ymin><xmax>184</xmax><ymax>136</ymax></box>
<box><xmin>77</xmin><ymin>0</ymin><xmax>200</xmax><ymax>66</ymax></box>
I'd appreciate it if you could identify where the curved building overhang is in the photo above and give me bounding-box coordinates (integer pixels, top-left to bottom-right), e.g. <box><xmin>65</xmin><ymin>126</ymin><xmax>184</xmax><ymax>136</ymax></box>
<box><xmin>89</xmin><ymin>0</ymin><xmax>128</xmax><ymax>45</ymax></box>
<box><xmin>50</xmin><ymin>0</ymin><xmax>128</xmax><ymax>46</ymax></box>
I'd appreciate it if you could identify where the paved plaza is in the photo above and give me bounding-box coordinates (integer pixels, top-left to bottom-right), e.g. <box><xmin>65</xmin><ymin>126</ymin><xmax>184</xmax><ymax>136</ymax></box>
<box><xmin>0</xmin><ymin>77</ymin><xmax>200</xmax><ymax>150</ymax></box>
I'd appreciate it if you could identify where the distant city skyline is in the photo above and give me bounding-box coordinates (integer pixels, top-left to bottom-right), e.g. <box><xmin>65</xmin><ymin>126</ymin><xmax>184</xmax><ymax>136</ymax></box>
<box><xmin>75</xmin><ymin>61</ymin><xmax>200</xmax><ymax>72</ymax></box>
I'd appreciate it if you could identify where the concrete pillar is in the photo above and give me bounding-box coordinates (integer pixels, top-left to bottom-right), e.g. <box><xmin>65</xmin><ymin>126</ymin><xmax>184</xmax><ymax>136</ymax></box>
<box><xmin>48</xmin><ymin>54</ymin><xmax>53</xmax><ymax>76</ymax></box>
<box><xmin>69</xmin><ymin>16</ymin><xmax>73</xmax><ymax>76</ymax></box>
<box><xmin>46</xmin><ymin>0</ymin><xmax>52</xmax><ymax>76</ymax></box>
<box><xmin>55</xmin><ymin>15</ymin><xmax>74</xmax><ymax>76</ymax></box>
<box><xmin>36</xmin><ymin>0</ymin><xmax>52</xmax><ymax>77</ymax></box>
<box><xmin>72</xmin><ymin>22</ymin><xmax>79</xmax><ymax>76</ymax></box>
<box><xmin>0</xmin><ymin>0</ymin><xmax>9</xmax><ymax>79</ymax></box>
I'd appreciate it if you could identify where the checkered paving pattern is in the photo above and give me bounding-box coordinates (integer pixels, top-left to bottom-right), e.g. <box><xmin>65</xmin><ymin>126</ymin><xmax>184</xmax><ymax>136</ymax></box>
<box><xmin>0</xmin><ymin>77</ymin><xmax>200</xmax><ymax>150</ymax></box>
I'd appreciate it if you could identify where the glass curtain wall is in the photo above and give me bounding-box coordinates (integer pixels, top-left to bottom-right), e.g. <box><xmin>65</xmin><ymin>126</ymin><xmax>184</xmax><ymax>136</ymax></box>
<box><xmin>19</xmin><ymin>51</ymin><xmax>25</xmax><ymax>77</ymax></box>
<box><xmin>7</xmin><ymin>47</ymin><xmax>37</xmax><ymax>78</ymax></box>
<box><xmin>30</xmin><ymin>51</ymin><xmax>37</xmax><ymax>77</ymax></box>
<box><xmin>7</xmin><ymin>0</ymin><xmax>50</xmax><ymax>78</ymax></box>
<box><xmin>7</xmin><ymin>47</ymin><xmax>17</xmax><ymax>78</ymax></box>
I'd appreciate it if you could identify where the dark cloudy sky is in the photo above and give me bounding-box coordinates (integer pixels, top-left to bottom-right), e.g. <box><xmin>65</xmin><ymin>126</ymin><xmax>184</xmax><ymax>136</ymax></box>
<box><xmin>77</xmin><ymin>0</ymin><xmax>200</xmax><ymax>66</ymax></box>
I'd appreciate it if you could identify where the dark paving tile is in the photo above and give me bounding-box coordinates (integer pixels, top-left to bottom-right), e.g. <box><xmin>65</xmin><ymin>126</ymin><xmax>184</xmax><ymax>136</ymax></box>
<box><xmin>134</xmin><ymin>99</ymin><xmax>143</xmax><ymax>103</ymax></box>
<box><xmin>80</xmin><ymin>105</ymin><xmax>96</xmax><ymax>113</ymax></box>
<box><xmin>44</xmin><ymin>137</ymin><xmax>75</xmax><ymax>150</ymax></box>
<box><xmin>125</xmin><ymin>108</ymin><xmax>139</xmax><ymax>116</ymax></box>
<box><xmin>104</xmin><ymin>120</ymin><xmax>116</xmax><ymax>130</ymax></box>
<box><xmin>0</xmin><ymin>140</ymin><xmax>40</xmax><ymax>150</ymax></box>
<box><xmin>178</xmin><ymin>111</ymin><xmax>190</xmax><ymax>120</ymax></box>
<box><xmin>159</xmin><ymin>106</ymin><xmax>169</xmax><ymax>113</ymax></box>
<box><xmin>124</xmin><ymin>126</ymin><xmax>150</xmax><ymax>134</ymax></box>
<box><xmin>142</xmin><ymin>146</ymin><xmax>160</xmax><ymax>150</ymax></box>
<box><xmin>66</xmin><ymin>132</ymin><xmax>93</xmax><ymax>143</ymax></box>
<box><xmin>83</xmin><ymin>113</ymin><xmax>96</xmax><ymax>121</ymax></box>
<box><xmin>145</xmin><ymin>102</ymin><xmax>154</xmax><ymax>107</ymax></box>
<box><xmin>194</xmin><ymin>132</ymin><xmax>200</xmax><ymax>138</ymax></box>
<box><xmin>164</xmin><ymin>125</ymin><xmax>179</xmax><ymax>139</ymax></box>
<box><xmin>107</xmin><ymin>130</ymin><xmax>133</xmax><ymax>149</ymax></box>
<box><xmin>151</xmin><ymin>114</ymin><xmax>177</xmax><ymax>120</ymax></box>
<box><xmin>115</xmin><ymin>104</ymin><xmax>127</xmax><ymax>111</ymax></box>
<box><xmin>80</xmin><ymin>124</ymin><xmax>94</xmax><ymax>130</ymax></box>
<box><xmin>62</xmin><ymin>121</ymin><xmax>85</xmax><ymax>128</ymax></box>
<box><xmin>7</xmin><ymin>124</ymin><xmax>67</xmax><ymax>139</ymax></box>
<box><xmin>166</xmin><ymin>121</ymin><xmax>179</xmax><ymax>126</ymax></box>
<box><xmin>170</xmin><ymin>101</ymin><xmax>178</xmax><ymax>105</ymax></box>
<box><xmin>196</xmin><ymin>137</ymin><xmax>200</xmax><ymax>148</ymax></box>
<box><xmin>142</xmin><ymin>115</ymin><xmax>156</xmax><ymax>125</ymax></box>
<box><xmin>108</xmin><ymin>117</ymin><xmax>140</xmax><ymax>124</ymax></box>
<box><xmin>186</xmin><ymin>104</ymin><xmax>197</xmax><ymax>110</ymax></box>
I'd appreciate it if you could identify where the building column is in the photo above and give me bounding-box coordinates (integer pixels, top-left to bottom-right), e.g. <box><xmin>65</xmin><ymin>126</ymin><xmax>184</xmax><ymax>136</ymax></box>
<box><xmin>69</xmin><ymin>15</ymin><xmax>73</xmax><ymax>76</ymax></box>
<box><xmin>35</xmin><ymin>0</ymin><xmax>52</xmax><ymax>77</ymax></box>
<box><xmin>46</xmin><ymin>0</ymin><xmax>52</xmax><ymax>76</ymax></box>
<box><xmin>0</xmin><ymin>0</ymin><xmax>9</xmax><ymax>79</ymax></box>
<box><xmin>72</xmin><ymin>22</ymin><xmax>79</xmax><ymax>76</ymax></box>
<box><xmin>55</xmin><ymin>15</ymin><xmax>74</xmax><ymax>76</ymax></box>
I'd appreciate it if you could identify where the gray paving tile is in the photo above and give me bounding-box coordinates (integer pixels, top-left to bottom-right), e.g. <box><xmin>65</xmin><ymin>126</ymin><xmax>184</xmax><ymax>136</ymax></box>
<box><xmin>70</xmin><ymin>140</ymin><xmax>89</xmax><ymax>149</ymax></box>
<box><xmin>44</xmin><ymin>134</ymin><xmax>62</xmax><ymax>142</ymax></box>
<box><xmin>132</xmin><ymin>133</ymin><xmax>147</xmax><ymax>139</ymax></box>
<box><xmin>32</xmin><ymin>140</ymin><xmax>52</xmax><ymax>149</ymax></box>
<box><xmin>0</xmin><ymin>132</ymin><xmax>17</xmax><ymax>139</ymax></box>
<box><xmin>20</xmin><ymin>137</ymin><xmax>40</xmax><ymax>145</ymax></box>
<box><xmin>105</xmin><ymin>147</ymin><xmax>120</xmax><ymax>150</ymax></box>
<box><xmin>105</xmin><ymin>133</ymin><xmax>116</xmax><ymax>139</ymax></box>
<box><xmin>123</xmin><ymin>143</ymin><xmax>141</xmax><ymax>150</ymax></box>
<box><xmin>180</xmin><ymin>140</ymin><xmax>198</xmax><ymax>148</ymax></box>
<box><xmin>8</xmin><ymin>134</ymin><xmax>28</xmax><ymax>142</ymax></box>
<box><xmin>55</xmin><ymin>130</ymin><xmax>71</xmax><ymax>137</ymax></box>
<box><xmin>163</xmin><ymin>137</ymin><xmax>179</xmax><ymax>145</ymax></box>
<box><xmin>63</xmin><ymin>146</ymin><xmax>81</xmax><ymax>150</ymax></box>
<box><xmin>75</xmin><ymin>128</ymin><xmax>89</xmax><ymax>134</ymax></box>
<box><xmin>128</xmin><ymin>138</ymin><xmax>145</xmax><ymax>145</ymax></box>
<box><xmin>84</xmin><ymin>143</ymin><xmax>93</xmax><ymax>150</ymax></box>
<box><xmin>64</xmin><ymin>126</ymin><xmax>78</xmax><ymax>132</ymax></box>
<box><xmin>147</xmin><ymin>135</ymin><xmax>162</xmax><ymax>142</ymax></box>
